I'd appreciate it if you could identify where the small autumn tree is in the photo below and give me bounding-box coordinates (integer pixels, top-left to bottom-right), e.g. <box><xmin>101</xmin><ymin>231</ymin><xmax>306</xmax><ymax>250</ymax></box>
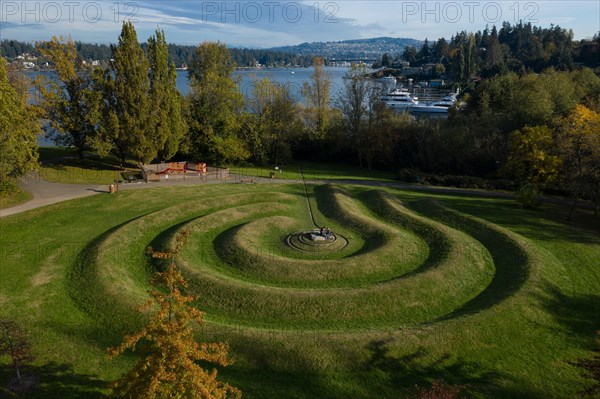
<box><xmin>108</xmin><ymin>230</ymin><xmax>241</xmax><ymax>399</ymax></box>
<box><xmin>554</xmin><ymin>104</ymin><xmax>600</xmax><ymax>218</ymax></box>
<box><xmin>505</xmin><ymin>125</ymin><xmax>562</xmax><ymax>207</ymax></box>
<box><xmin>0</xmin><ymin>319</ymin><xmax>35</xmax><ymax>385</ymax></box>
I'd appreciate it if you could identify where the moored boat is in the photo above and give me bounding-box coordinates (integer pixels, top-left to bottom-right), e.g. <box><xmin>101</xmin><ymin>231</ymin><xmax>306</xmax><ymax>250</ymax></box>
<box><xmin>379</xmin><ymin>88</ymin><xmax>418</xmax><ymax>110</ymax></box>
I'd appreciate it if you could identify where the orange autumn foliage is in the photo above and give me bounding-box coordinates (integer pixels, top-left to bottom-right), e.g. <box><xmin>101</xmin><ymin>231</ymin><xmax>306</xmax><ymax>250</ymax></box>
<box><xmin>108</xmin><ymin>229</ymin><xmax>241</xmax><ymax>399</ymax></box>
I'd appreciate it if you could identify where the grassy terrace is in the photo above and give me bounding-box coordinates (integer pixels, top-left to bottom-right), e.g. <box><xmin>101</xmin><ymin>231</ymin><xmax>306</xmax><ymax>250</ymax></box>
<box><xmin>0</xmin><ymin>182</ymin><xmax>598</xmax><ymax>398</ymax></box>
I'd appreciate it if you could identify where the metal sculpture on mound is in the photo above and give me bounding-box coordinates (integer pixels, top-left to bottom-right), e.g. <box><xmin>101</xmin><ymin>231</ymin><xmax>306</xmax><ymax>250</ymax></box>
<box><xmin>286</xmin><ymin>229</ymin><xmax>349</xmax><ymax>253</ymax></box>
<box><xmin>287</xmin><ymin>171</ymin><xmax>350</xmax><ymax>253</ymax></box>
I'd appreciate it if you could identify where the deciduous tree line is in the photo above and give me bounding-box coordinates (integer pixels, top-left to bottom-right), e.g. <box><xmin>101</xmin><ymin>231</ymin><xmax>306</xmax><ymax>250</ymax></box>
<box><xmin>326</xmin><ymin>66</ymin><xmax>600</xmax><ymax>212</ymax></box>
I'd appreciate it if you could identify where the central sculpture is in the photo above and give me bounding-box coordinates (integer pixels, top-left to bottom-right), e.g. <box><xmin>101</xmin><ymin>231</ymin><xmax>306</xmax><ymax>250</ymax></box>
<box><xmin>286</xmin><ymin>229</ymin><xmax>348</xmax><ymax>253</ymax></box>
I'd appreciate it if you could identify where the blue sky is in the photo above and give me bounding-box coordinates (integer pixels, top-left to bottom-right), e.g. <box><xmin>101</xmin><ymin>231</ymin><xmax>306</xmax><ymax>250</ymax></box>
<box><xmin>1</xmin><ymin>1</ymin><xmax>598</xmax><ymax>47</ymax></box>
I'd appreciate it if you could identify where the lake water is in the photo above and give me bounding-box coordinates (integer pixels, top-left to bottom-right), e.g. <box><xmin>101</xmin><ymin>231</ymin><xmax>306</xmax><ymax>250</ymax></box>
<box><xmin>178</xmin><ymin>66</ymin><xmax>351</xmax><ymax>103</ymax></box>
<box><xmin>29</xmin><ymin>66</ymin><xmax>351</xmax><ymax>101</ymax></box>
<box><xmin>29</xmin><ymin>66</ymin><xmax>353</xmax><ymax>146</ymax></box>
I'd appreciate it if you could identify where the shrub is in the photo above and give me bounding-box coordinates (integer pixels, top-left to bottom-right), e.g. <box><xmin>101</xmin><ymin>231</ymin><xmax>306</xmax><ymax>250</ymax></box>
<box><xmin>0</xmin><ymin>179</ymin><xmax>18</xmax><ymax>197</ymax></box>
<box><xmin>396</xmin><ymin>169</ymin><xmax>517</xmax><ymax>191</ymax></box>
<box><xmin>516</xmin><ymin>183</ymin><xmax>542</xmax><ymax>208</ymax></box>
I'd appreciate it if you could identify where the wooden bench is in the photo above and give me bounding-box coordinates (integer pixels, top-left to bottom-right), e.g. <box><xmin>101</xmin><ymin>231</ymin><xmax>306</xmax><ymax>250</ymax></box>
<box><xmin>239</xmin><ymin>178</ymin><xmax>255</xmax><ymax>184</ymax></box>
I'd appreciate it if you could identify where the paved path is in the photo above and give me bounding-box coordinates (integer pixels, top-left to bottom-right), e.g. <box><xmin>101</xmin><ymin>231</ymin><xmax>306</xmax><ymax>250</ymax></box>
<box><xmin>1</xmin><ymin>173</ymin><xmax>266</xmax><ymax>217</ymax></box>
<box><xmin>1</xmin><ymin>174</ymin><xmax>106</xmax><ymax>217</ymax></box>
<box><xmin>0</xmin><ymin>172</ymin><xmax>592</xmax><ymax>218</ymax></box>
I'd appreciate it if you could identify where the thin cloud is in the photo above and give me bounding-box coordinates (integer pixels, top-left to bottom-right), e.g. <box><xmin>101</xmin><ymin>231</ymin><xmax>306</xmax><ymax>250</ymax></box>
<box><xmin>1</xmin><ymin>0</ymin><xmax>597</xmax><ymax>45</ymax></box>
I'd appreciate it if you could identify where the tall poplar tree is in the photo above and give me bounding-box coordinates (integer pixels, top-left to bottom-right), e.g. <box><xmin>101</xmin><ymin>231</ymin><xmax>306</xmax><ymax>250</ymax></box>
<box><xmin>187</xmin><ymin>42</ymin><xmax>248</xmax><ymax>165</ymax></box>
<box><xmin>147</xmin><ymin>29</ymin><xmax>187</xmax><ymax>161</ymax></box>
<box><xmin>303</xmin><ymin>57</ymin><xmax>331</xmax><ymax>139</ymax></box>
<box><xmin>99</xmin><ymin>22</ymin><xmax>151</xmax><ymax>166</ymax></box>
<box><xmin>0</xmin><ymin>56</ymin><xmax>39</xmax><ymax>195</ymax></box>
<box><xmin>337</xmin><ymin>63</ymin><xmax>369</xmax><ymax>166</ymax></box>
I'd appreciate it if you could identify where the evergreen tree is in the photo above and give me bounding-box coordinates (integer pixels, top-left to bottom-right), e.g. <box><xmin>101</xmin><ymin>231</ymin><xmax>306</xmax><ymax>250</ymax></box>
<box><xmin>402</xmin><ymin>46</ymin><xmax>418</xmax><ymax>64</ymax></box>
<box><xmin>431</xmin><ymin>38</ymin><xmax>448</xmax><ymax>63</ymax></box>
<box><xmin>417</xmin><ymin>39</ymin><xmax>431</xmax><ymax>64</ymax></box>
<box><xmin>381</xmin><ymin>53</ymin><xmax>391</xmax><ymax>67</ymax></box>
<box><xmin>482</xmin><ymin>26</ymin><xmax>505</xmax><ymax>74</ymax></box>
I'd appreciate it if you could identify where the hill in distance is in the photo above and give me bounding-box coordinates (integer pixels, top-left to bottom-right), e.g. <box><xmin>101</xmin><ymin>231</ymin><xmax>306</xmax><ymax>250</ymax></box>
<box><xmin>268</xmin><ymin>37</ymin><xmax>423</xmax><ymax>60</ymax></box>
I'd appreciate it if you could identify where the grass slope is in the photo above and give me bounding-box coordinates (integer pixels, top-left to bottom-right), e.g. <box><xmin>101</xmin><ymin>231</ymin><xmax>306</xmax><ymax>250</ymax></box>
<box><xmin>0</xmin><ymin>183</ymin><xmax>598</xmax><ymax>398</ymax></box>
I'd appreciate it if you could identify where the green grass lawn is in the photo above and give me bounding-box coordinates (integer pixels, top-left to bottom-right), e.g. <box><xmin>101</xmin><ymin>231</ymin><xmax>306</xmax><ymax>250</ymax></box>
<box><xmin>0</xmin><ymin>183</ymin><xmax>598</xmax><ymax>398</ymax></box>
<box><xmin>0</xmin><ymin>189</ymin><xmax>32</xmax><ymax>210</ymax></box>
<box><xmin>230</xmin><ymin>161</ymin><xmax>398</xmax><ymax>182</ymax></box>
<box><xmin>37</xmin><ymin>148</ymin><xmax>399</xmax><ymax>186</ymax></box>
<box><xmin>37</xmin><ymin>147</ymin><xmax>136</xmax><ymax>185</ymax></box>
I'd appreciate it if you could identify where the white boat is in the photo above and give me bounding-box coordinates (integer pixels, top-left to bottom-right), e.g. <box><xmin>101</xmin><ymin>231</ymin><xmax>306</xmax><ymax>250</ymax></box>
<box><xmin>379</xmin><ymin>88</ymin><xmax>418</xmax><ymax>110</ymax></box>
<box><xmin>410</xmin><ymin>101</ymin><xmax>454</xmax><ymax>114</ymax></box>
<box><xmin>410</xmin><ymin>94</ymin><xmax>457</xmax><ymax>115</ymax></box>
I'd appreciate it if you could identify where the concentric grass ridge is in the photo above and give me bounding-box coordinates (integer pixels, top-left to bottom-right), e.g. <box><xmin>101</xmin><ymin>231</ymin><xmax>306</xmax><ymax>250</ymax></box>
<box><xmin>67</xmin><ymin>185</ymin><xmax>540</xmax><ymax>332</ymax></box>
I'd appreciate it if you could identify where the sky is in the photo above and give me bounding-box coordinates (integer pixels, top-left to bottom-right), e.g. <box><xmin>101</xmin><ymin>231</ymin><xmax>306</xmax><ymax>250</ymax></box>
<box><xmin>1</xmin><ymin>0</ymin><xmax>599</xmax><ymax>47</ymax></box>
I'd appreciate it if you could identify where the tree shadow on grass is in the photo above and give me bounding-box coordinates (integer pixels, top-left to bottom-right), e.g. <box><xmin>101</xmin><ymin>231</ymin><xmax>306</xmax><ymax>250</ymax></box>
<box><xmin>43</xmin><ymin>152</ymin><xmax>130</xmax><ymax>171</ymax></box>
<box><xmin>366</xmin><ymin>332</ymin><xmax>589</xmax><ymax>396</ymax></box>
<box><xmin>363</xmin><ymin>339</ymin><xmax>506</xmax><ymax>394</ymax></box>
<box><xmin>535</xmin><ymin>285</ymin><xmax>600</xmax><ymax>397</ymax></box>
<box><xmin>536</xmin><ymin>285</ymin><xmax>600</xmax><ymax>340</ymax></box>
<box><xmin>0</xmin><ymin>362</ymin><xmax>106</xmax><ymax>399</ymax></box>
<box><xmin>214</xmin><ymin>333</ymin><xmax>369</xmax><ymax>399</ymax></box>
<box><xmin>221</xmin><ymin>367</ymin><xmax>352</xmax><ymax>399</ymax></box>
